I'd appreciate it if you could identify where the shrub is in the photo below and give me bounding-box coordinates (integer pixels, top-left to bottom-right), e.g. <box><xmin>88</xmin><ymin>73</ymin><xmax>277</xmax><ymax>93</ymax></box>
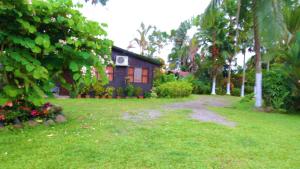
<box><xmin>231</xmin><ymin>88</ymin><xmax>240</xmax><ymax>96</ymax></box>
<box><xmin>240</xmin><ymin>93</ymin><xmax>254</xmax><ymax>103</ymax></box>
<box><xmin>116</xmin><ymin>87</ymin><xmax>124</xmax><ymax>97</ymax></box>
<box><xmin>144</xmin><ymin>92</ymin><xmax>151</xmax><ymax>98</ymax></box>
<box><xmin>93</xmin><ymin>82</ymin><xmax>105</xmax><ymax>96</ymax></box>
<box><xmin>245</xmin><ymin>85</ymin><xmax>254</xmax><ymax>94</ymax></box>
<box><xmin>192</xmin><ymin>81</ymin><xmax>211</xmax><ymax>94</ymax></box>
<box><xmin>134</xmin><ymin>87</ymin><xmax>143</xmax><ymax>97</ymax></box>
<box><xmin>156</xmin><ymin>81</ymin><xmax>192</xmax><ymax>98</ymax></box>
<box><xmin>153</xmin><ymin>73</ymin><xmax>177</xmax><ymax>87</ymax></box>
<box><xmin>181</xmin><ymin>75</ymin><xmax>211</xmax><ymax>94</ymax></box>
<box><xmin>216</xmin><ymin>87</ymin><xmax>226</xmax><ymax>95</ymax></box>
<box><xmin>125</xmin><ymin>84</ymin><xmax>135</xmax><ymax>97</ymax></box>
<box><xmin>263</xmin><ymin>69</ymin><xmax>290</xmax><ymax>109</ymax></box>
<box><xmin>105</xmin><ymin>87</ymin><xmax>115</xmax><ymax>97</ymax></box>
<box><xmin>0</xmin><ymin>100</ymin><xmax>63</xmax><ymax>124</ymax></box>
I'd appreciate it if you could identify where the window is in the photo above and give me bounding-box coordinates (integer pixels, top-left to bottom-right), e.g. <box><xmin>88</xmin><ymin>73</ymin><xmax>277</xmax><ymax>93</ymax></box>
<box><xmin>128</xmin><ymin>67</ymin><xmax>149</xmax><ymax>84</ymax></box>
<box><xmin>134</xmin><ymin>68</ymin><xmax>142</xmax><ymax>83</ymax></box>
<box><xmin>142</xmin><ymin>68</ymin><xmax>148</xmax><ymax>84</ymax></box>
<box><xmin>106</xmin><ymin>66</ymin><xmax>114</xmax><ymax>81</ymax></box>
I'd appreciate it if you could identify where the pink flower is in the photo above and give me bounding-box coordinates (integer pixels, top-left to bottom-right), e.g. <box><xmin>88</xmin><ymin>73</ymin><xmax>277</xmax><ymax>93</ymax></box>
<box><xmin>0</xmin><ymin>114</ymin><xmax>5</xmax><ymax>121</ymax></box>
<box><xmin>31</xmin><ymin>110</ymin><xmax>39</xmax><ymax>116</ymax></box>
<box><xmin>4</xmin><ymin>101</ymin><xmax>13</xmax><ymax>108</ymax></box>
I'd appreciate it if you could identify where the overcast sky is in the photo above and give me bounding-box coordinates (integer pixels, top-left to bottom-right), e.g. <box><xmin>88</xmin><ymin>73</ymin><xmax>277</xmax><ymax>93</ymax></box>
<box><xmin>76</xmin><ymin>0</ymin><xmax>252</xmax><ymax>66</ymax></box>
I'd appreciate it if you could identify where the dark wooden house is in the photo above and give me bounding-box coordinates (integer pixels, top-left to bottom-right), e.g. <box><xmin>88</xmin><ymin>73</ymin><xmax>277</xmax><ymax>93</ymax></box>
<box><xmin>59</xmin><ymin>46</ymin><xmax>162</xmax><ymax>96</ymax></box>
<box><xmin>107</xmin><ymin>46</ymin><xmax>162</xmax><ymax>94</ymax></box>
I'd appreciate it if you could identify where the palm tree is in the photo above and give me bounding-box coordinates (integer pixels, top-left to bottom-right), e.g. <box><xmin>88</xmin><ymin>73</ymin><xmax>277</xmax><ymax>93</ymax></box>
<box><xmin>252</xmin><ymin>0</ymin><xmax>263</xmax><ymax>107</ymax></box>
<box><xmin>200</xmin><ymin>3</ymin><xmax>225</xmax><ymax>95</ymax></box>
<box><xmin>129</xmin><ymin>23</ymin><xmax>153</xmax><ymax>56</ymax></box>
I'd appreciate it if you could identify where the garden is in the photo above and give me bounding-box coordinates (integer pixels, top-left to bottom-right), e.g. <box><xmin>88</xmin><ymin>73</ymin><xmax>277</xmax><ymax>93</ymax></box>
<box><xmin>0</xmin><ymin>0</ymin><xmax>300</xmax><ymax>168</ymax></box>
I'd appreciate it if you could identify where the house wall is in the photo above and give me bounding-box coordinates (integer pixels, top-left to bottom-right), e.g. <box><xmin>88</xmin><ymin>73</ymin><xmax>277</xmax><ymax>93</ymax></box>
<box><xmin>109</xmin><ymin>50</ymin><xmax>158</xmax><ymax>94</ymax></box>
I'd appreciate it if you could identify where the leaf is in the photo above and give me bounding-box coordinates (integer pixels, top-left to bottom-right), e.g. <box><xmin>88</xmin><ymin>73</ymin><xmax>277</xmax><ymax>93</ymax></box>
<box><xmin>5</xmin><ymin>66</ymin><xmax>14</xmax><ymax>72</ymax></box>
<box><xmin>79</xmin><ymin>52</ymin><xmax>90</xmax><ymax>59</ymax></box>
<box><xmin>35</xmin><ymin>34</ymin><xmax>51</xmax><ymax>48</ymax></box>
<box><xmin>73</xmin><ymin>73</ymin><xmax>81</xmax><ymax>80</ymax></box>
<box><xmin>3</xmin><ymin>85</ymin><xmax>19</xmax><ymax>97</ymax></box>
<box><xmin>69</xmin><ymin>61</ymin><xmax>79</xmax><ymax>72</ymax></box>
<box><xmin>32</xmin><ymin>46</ymin><xmax>41</xmax><ymax>53</ymax></box>
<box><xmin>26</xmin><ymin>64</ymin><xmax>35</xmax><ymax>72</ymax></box>
<box><xmin>33</xmin><ymin>69</ymin><xmax>41</xmax><ymax>79</ymax></box>
<box><xmin>35</xmin><ymin>35</ymin><xmax>44</xmax><ymax>45</ymax></box>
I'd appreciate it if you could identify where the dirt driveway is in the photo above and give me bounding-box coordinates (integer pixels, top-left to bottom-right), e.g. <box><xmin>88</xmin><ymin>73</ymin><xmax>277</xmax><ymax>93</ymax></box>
<box><xmin>123</xmin><ymin>96</ymin><xmax>237</xmax><ymax>127</ymax></box>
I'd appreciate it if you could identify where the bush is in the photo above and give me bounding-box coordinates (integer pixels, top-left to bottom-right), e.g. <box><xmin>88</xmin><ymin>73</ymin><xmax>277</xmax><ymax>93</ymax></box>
<box><xmin>263</xmin><ymin>69</ymin><xmax>290</xmax><ymax>109</ymax></box>
<box><xmin>182</xmin><ymin>75</ymin><xmax>210</xmax><ymax>94</ymax></box>
<box><xmin>125</xmin><ymin>84</ymin><xmax>135</xmax><ymax>97</ymax></box>
<box><xmin>116</xmin><ymin>87</ymin><xmax>124</xmax><ymax>97</ymax></box>
<box><xmin>153</xmin><ymin>73</ymin><xmax>177</xmax><ymax>87</ymax></box>
<box><xmin>144</xmin><ymin>92</ymin><xmax>151</xmax><ymax>98</ymax></box>
<box><xmin>93</xmin><ymin>82</ymin><xmax>105</xmax><ymax>97</ymax></box>
<box><xmin>216</xmin><ymin>87</ymin><xmax>226</xmax><ymax>95</ymax></box>
<box><xmin>134</xmin><ymin>87</ymin><xmax>143</xmax><ymax>97</ymax></box>
<box><xmin>245</xmin><ymin>85</ymin><xmax>254</xmax><ymax>94</ymax></box>
<box><xmin>240</xmin><ymin>93</ymin><xmax>254</xmax><ymax>103</ymax></box>
<box><xmin>105</xmin><ymin>87</ymin><xmax>115</xmax><ymax>97</ymax></box>
<box><xmin>0</xmin><ymin>100</ymin><xmax>63</xmax><ymax>124</ymax></box>
<box><xmin>192</xmin><ymin>81</ymin><xmax>211</xmax><ymax>94</ymax></box>
<box><xmin>231</xmin><ymin>88</ymin><xmax>240</xmax><ymax>96</ymax></box>
<box><xmin>156</xmin><ymin>81</ymin><xmax>192</xmax><ymax>98</ymax></box>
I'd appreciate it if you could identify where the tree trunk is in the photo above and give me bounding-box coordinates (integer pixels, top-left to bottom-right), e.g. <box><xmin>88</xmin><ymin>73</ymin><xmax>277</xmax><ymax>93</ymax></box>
<box><xmin>253</xmin><ymin>0</ymin><xmax>263</xmax><ymax>108</ymax></box>
<box><xmin>267</xmin><ymin>60</ymin><xmax>270</xmax><ymax>71</ymax></box>
<box><xmin>241</xmin><ymin>50</ymin><xmax>246</xmax><ymax>97</ymax></box>
<box><xmin>226</xmin><ymin>61</ymin><xmax>232</xmax><ymax>95</ymax></box>
<box><xmin>211</xmin><ymin>75</ymin><xmax>216</xmax><ymax>95</ymax></box>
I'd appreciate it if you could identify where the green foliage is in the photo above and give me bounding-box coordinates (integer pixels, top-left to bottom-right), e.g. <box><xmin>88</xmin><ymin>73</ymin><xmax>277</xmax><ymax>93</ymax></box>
<box><xmin>156</xmin><ymin>81</ymin><xmax>193</xmax><ymax>98</ymax></box>
<box><xmin>134</xmin><ymin>87</ymin><xmax>143</xmax><ymax>97</ymax></box>
<box><xmin>105</xmin><ymin>87</ymin><xmax>115</xmax><ymax>97</ymax></box>
<box><xmin>263</xmin><ymin>68</ymin><xmax>290</xmax><ymax>109</ymax></box>
<box><xmin>216</xmin><ymin>87</ymin><xmax>226</xmax><ymax>95</ymax></box>
<box><xmin>93</xmin><ymin>82</ymin><xmax>105</xmax><ymax>96</ymax></box>
<box><xmin>0</xmin><ymin>0</ymin><xmax>112</xmax><ymax>105</ymax></box>
<box><xmin>183</xmin><ymin>75</ymin><xmax>211</xmax><ymax>94</ymax></box>
<box><xmin>153</xmin><ymin>71</ymin><xmax>177</xmax><ymax>87</ymax></box>
<box><xmin>231</xmin><ymin>88</ymin><xmax>240</xmax><ymax>96</ymax></box>
<box><xmin>116</xmin><ymin>87</ymin><xmax>124</xmax><ymax>97</ymax></box>
<box><xmin>240</xmin><ymin>93</ymin><xmax>254</xmax><ymax>103</ymax></box>
<box><xmin>125</xmin><ymin>84</ymin><xmax>135</xmax><ymax>97</ymax></box>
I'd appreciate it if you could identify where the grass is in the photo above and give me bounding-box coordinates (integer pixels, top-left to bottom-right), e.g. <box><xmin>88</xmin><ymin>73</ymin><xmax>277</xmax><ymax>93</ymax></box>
<box><xmin>0</xmin><ymin>95</ymin><xmax>300</xmax><ymax>169</ymax></box>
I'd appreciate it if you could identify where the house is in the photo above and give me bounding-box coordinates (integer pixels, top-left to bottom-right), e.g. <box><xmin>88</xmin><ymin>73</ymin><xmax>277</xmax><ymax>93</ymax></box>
<box><xmin>107</xmin><ymin>46</ymin><xmax>162</xmax><ymax>94</ymax></box>
<box><xmin>59</xmin><ymin>46</ymin><xmax>162</xmax><ymax>96</ymax></box>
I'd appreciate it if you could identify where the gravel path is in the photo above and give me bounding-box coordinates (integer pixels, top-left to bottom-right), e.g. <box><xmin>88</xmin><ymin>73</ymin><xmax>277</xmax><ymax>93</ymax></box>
<box><xmin>123</xmin><ymin>96</ymin><xmax>237</xmax><ymax>127</ymax></box>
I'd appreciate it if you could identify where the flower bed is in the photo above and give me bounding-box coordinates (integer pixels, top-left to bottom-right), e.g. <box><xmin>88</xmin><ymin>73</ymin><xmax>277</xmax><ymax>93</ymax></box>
<box><xmin>0</xmin><ymin>100</ymin><xmax>65</xmax><ymax>128</ymax></box>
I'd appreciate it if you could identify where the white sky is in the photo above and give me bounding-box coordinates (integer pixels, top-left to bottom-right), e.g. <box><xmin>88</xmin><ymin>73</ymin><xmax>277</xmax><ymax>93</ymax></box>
<box><xmin>76</xmin><ymin>0</ymin><xmax>252</xmax><ymax>66</ymax></box>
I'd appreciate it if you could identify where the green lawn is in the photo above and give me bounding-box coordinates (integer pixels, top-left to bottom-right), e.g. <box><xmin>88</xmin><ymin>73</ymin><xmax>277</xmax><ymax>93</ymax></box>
<box><xmin>0</xmin><ymin>96</ymin><xmax>300</xmax><ymax>169</ymax></box>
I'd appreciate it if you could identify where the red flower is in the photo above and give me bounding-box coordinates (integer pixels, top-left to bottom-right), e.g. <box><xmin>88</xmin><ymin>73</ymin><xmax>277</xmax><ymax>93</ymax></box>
<box><xmin>31</xmin><ymin>110</ymin><xmax>39</xmax><ymax>116</ymax></box>
<box><xmin>0</xmin><ymin>114</ymin><xmax>5</xmax><ymax>121</ymax></box>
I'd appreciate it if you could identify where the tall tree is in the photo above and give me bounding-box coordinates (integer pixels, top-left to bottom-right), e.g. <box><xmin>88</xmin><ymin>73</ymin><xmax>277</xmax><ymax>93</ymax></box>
<box><xmin>128</xmin><ymin>23</ymin><xmax>153</xmax><ymax>56</ymax></box>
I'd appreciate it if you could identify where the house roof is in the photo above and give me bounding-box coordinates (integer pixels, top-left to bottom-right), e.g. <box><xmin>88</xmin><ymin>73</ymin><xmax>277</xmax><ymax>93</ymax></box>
<box><xmin>112</xmin><ymin>46</ymin><xmax>163</xmax><ymax>66</ymax></box>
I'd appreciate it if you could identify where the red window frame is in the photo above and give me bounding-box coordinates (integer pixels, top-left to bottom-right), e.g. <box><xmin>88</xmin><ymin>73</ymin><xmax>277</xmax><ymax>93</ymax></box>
<box><xmin>106</xmin><ymin>66</ymin><xmax>114</xmax><ymax>81</ymax></box>
<box><xmin>128</xmin><ymin>67</ymin><xmax>134</xmax><ymax>83</ymax></box>
<box><xmin>142</xmin><ymin>68</ymin><xmax>149</xmax><ymax>84</ymax></box>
